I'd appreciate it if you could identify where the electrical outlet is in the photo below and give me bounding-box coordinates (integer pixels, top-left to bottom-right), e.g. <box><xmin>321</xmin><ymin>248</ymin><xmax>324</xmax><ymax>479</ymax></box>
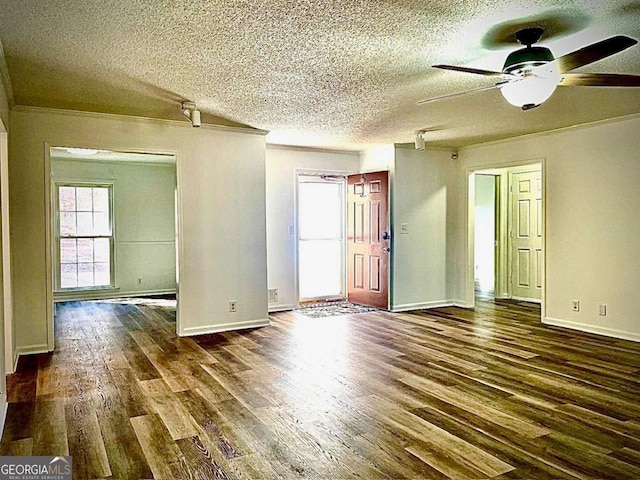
<box><xmin>572</xmin><ymin>300</ymin><xmax>580</xmax><ymax>312</ymax></box>
<box><xmin>400</xmin><ymin>223</ymin><xmax>409</xmax><ymax>234</ymax></box>
<box><xmin>229</xmin><ymin>301</ymin><xmax>237</xmax><ymax>313</ymax></box>
<box><xmin>268</xmin><ymin>288</ymin><xmax>278</xmax><ymax>303</ymax></box>
<box><xmin>136</xmin><ymin>277</ymin><xmax>144</xmax><ymax>285</ymax></box>
<box><xmin>599</xmin><ymin>304</ymin><xmax>607</xmax><ymax>316</ymax></box>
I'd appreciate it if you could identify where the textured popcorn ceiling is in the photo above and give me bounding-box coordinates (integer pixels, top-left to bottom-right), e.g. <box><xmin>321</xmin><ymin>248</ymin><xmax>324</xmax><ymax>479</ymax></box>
<box><xmin>0</xmin><ymin>0</ymin><xmax>639</xmax><ymax>149</ymax></box>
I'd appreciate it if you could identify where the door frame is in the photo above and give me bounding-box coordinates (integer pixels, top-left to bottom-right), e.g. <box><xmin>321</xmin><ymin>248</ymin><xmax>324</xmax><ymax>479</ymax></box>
<box><xmin>465</xmin><ymin>158</ymin><xmax>546</xmax><ymax>320</ymax></box>
<box><xmin>473</xmin><ymin>173</ymin><xmax>499</xmax><ymax>295</ymax></box>
<box><xmin>0</xmin><ymin>119</ymin><xmax>8</xmax><ymax>413</ymax></box>
<box><xmin>44</xmin><ymin>144</ymin><xmax>181</xmax><ymax>351</ymax></box>
<box><xmin>294</xmin><ymin>168</ymin><xmax>352</xmax><ymax>305</ymax></box>
<box><xmin>346</xmin><ymin>170</ymin><xmax>391</xmax><ymax>310</ymax></box>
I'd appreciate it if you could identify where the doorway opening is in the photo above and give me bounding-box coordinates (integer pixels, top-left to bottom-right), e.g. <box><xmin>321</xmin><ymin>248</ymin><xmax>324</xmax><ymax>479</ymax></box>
<box><xmin>474</xmin><ymin>174</ymin><xmax>497</xmax><ymax>300</ymax></box>
<box><xmin>46</xmin><ymin>147</ymin><xmax>179</xmax><ymax>350</ymax></box>
<box><xmin>470</xmin><ymin>162</ymin><xmax>544</xmax><ymax>308</ymax></box>
<box><xmin>297</xmin><ymin>174</ymin><xmax>346</xmax><ymax>303</ymax></box>
<box><xmin>295</xmin><ymin>170</ymin><xmax>391</xmax><ymax>311</ymax></box>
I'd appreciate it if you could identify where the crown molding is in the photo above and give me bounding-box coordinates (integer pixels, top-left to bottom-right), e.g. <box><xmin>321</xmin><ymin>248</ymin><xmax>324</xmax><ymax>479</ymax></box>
<box><xmin>394</xmin><ymin>142</ymin><xmax>457</xmax><ymax>152</ymax></box>
<box><xmin>266</xmin><ymin>143</ymin><xmax>359</xmax><ymax>155</ymax></box>
<box><xmin>11</xmin><ymin>105</ymin><xmax>270</xmax><ymax>136</ymax></box>
<box><xmin>460</xmin><ymin>112</ymin><xmax>640</xmax><ymax>152</ymax></box>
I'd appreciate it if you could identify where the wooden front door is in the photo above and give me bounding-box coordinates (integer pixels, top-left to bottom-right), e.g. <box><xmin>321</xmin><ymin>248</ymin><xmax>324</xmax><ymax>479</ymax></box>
<box><xmin>347</xmin><ymin>171</ymin><xmax>390</xmax><ymax>309</ymax></box>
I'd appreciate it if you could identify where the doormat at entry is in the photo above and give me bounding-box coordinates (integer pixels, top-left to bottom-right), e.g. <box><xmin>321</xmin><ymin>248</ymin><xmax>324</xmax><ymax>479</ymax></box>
<box><xmin>295</xmin><ymin>301</ymin><xmax>378</xmax><ymax>318</ymax></box>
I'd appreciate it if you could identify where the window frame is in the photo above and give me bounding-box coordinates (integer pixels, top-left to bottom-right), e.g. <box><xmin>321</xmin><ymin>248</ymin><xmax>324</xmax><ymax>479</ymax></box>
<box><xmin>53</xmin><ymin>181</ymin><xmax>116</xmax><ymax>292</ymax></box>
<box><xmin>296</xmin><ymin>174</ymin><xmax>347</xmax><ymax>301</ymax></box>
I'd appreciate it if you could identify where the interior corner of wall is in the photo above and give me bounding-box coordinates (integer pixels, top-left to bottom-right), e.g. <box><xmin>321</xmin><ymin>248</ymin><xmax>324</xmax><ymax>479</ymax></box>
<box><xmin>10</xmin><ymin>348</ymin><xmax>18</xmax><ymax>374</ymax></box>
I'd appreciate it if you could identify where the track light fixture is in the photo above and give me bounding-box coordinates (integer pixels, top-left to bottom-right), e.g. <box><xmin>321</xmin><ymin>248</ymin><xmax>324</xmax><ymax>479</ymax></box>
<box><xmin>414</xmin><ymin>130</ymin><xmax>425</xmax><ymax>151</ymax></box>
<box><xmin>181</xmin><ymin>101</ymin><xmax>201</xmax><ymax>127</ymax></box>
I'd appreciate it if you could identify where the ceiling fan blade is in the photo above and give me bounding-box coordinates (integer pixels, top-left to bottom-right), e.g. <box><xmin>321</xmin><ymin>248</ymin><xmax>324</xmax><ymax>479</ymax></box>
<box><xmin>559</xmin><ymin>73</ymin><xmax>640</xmax><ymax>87</ymax></box>
<box><xmin>433</xmin><ymin>64</ymin><xmax>505</xmax><ymax>77</ymax></box>
<box><xmin>553</xmin><ymin>35</ymin><xmax>638</xmax><ymax>73</ymax></box>
<box><xmin>417</xmin><ymin>83</ymin><xmax>501</xmax><ymax>105</ymax></box>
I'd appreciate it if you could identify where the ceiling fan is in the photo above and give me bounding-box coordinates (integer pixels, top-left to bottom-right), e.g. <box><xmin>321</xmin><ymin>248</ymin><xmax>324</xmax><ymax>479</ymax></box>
<box><xmin>419</xmin><ymin>28</ymin><xmax>640</xmax><ymax>110</ymax></box>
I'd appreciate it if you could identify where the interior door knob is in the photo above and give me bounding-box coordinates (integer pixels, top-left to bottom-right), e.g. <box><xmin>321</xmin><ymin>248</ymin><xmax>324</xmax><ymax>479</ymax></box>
<box><xmin>382</xmin><ymin>247</ymin><xmax>391</xmax><ymax>253</ymax></box>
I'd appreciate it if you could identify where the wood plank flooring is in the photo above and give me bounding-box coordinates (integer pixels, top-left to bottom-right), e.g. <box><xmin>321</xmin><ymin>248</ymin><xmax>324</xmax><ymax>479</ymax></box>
<box><xmin>2</xmin><ymin>298</ymin><xmax>640</xmax><ymax>479</ymax></box>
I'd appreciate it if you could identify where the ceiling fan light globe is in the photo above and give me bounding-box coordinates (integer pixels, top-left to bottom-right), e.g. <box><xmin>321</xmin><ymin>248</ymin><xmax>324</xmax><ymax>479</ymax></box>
<box><xmin>501</xmin><ymin>72</ymin><xmax>559</xmax><ymax>109</ymax></box>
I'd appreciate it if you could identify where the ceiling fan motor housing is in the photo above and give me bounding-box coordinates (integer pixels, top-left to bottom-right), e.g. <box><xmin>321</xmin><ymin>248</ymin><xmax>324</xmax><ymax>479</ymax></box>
<box><xmin>503</xmin><ymin>46</ymin><xmax>555</xmax><ymax>74</ymax></box>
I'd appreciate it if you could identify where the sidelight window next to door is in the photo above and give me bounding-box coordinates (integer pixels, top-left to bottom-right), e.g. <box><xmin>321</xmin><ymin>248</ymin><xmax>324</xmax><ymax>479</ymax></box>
<box><xmin>297</xmin><ymin>176</ymin><xmax>345</xmax><ymax>300</ymax></box>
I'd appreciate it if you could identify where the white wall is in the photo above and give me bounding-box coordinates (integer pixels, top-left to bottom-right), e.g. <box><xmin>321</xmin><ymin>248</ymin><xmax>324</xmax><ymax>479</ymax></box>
<box><xmin>457</xmin><ymin>114</ymin><xmax>640</xmax><ymax>341</ymax></box>
<box><xmin>360</xmin><ymin>144</ymin><xmax>395</xmax><ymax>173</ymax></box>
<box><xmin>474</xmin><ymin>174</ymin><xmax>495</xmax><ymax>287</ymax></box>
<box><xmin>0</xmin><ymin>84</ymin><xmax>8</xmax><ymax>129</ymax></box>
<box><xmin>51</xmin><ymin>158</ymin><xmax>176</xmax><ymax>298</ymax></box>
<box><xmin>265</xmin><ymin>145</ymin><xmax>359</xmax><ymax>311</ymax></box>
<box><xmin>0</xmin><ymin>67</ymin><xmax>12</xmax><ymax>381</ymax></box>
<box><xmin>9</xmin><ymin>107</ymin><xmax>269</xmax><ymax>353</ymax></box>
<box><xmin>391</xmin><ymin>146</ymin><xmax>457</xmax><ymax>310</ymax></box>
<box><xmin>0</xmin><ymin>115</ymin><xmax>8</xmax><ymax>431</ymax></box>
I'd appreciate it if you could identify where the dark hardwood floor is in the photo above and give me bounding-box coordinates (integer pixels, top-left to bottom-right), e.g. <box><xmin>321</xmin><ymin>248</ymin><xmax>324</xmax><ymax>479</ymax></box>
<box><xmin>2</xmin><ymin>297</ymin><xmax>640</xmax><ymax>479</ymax></box>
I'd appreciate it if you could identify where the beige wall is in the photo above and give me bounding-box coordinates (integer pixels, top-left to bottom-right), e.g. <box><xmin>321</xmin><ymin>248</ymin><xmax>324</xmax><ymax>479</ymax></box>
<box><xmin>51</xmin><ymin>158</ymin><xmax>177</xmax><ymax>298</ymax></box>
<box><xmin>391</xmin><ymin>146</ymin><xmax>458</xmax><ymax>310</ymax></box>
<box><xmin>457</xmin><ymin>114</ymin><xmax>640</xmax><ymax>341</ymax></box>
<box><xmin>9</xmin><ymin>107</ymin><xmax>268</xmax><ymax>353</ymax></box>
<box><xmin>0</xmin><ymin>117</ymin><xmax>8</xmax><ymax>413</ymax></box>
<box><xmin>0</xmin><ymin>83</ymin><xmax>12</xmax><ymax>376</ymax></box>
<box><xmin>265</xmin><ymin>145</ymin><xmax>359</xmax><ymax>311</ymax></box>
<box><xmin>358</xmin><ymin>144</ymin><xmax>459</xmax><ymax>311</ymax></box>
<box><xmin>0</xmin><ymin>83</ymin><xmax>8</xmax><ymax>129</ymax></box>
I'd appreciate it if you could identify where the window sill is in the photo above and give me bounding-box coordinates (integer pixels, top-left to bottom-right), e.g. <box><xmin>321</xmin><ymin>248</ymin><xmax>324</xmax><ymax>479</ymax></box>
<box><xmin>55</xmin><ymin>286</ymin><xmax>119</xmax><ymax>294</ymax></box>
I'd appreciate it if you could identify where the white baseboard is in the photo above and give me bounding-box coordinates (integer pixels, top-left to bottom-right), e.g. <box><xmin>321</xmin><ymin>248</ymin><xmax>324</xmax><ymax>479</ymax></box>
<box><xmin>180</xmin><ymin>318</ymin><xmax>271</xmax><ymax>337</ymax></box>
<box><xmin>54</xmin><ymin>288</ymin><xmax>176</xmax><ymax>302</ymax></box>
<box><xmin>268</xmin><ymin>303</ymin><xmax>296</xmax><ymax>313</ymax></box>
<box><xmin>16</xmin><ymin>343</ymin><xmax>51</xmax><ymax>356</ymax></box>
<box><xmin>512</xmin><ymin>296</ymin><xmax>542</xmax><ymax>304</ymax></box>
<box><xmin>452</xmin><ymin>300</ymin><xmax>473</xmax><ymax>308</ymax></box>
<box><xmin>543</xmin><ymin>317</ymin><xmax>640</xmax><ymax>342</ymax></box>
<box><xmin>391</xmin><ymin>300</ymin><xmax>456</xmax><ymax>312</ymax></box>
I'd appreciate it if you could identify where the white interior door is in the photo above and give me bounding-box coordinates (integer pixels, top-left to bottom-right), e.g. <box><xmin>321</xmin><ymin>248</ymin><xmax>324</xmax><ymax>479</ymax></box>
<box><xmin>509</xmin><ymin>169</ymin><xmax>543</xmax><ymax>301</ymax></box>
<box><xmin>297</xmin><ymin>176</ymin><xmax>345</xmax><ymax>301</ymax></box>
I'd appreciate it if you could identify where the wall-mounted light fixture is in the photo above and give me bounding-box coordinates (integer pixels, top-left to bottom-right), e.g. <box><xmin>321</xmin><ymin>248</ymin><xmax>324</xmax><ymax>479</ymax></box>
<box><xmin>414</xmin><ymin>130</ymin><xmax>425</xmax><ymax>151</ymax></box>
<box><xmin>181</xmin><ymin>101</ymin><xmax>201</xmax><ymax>127</ymax></box>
